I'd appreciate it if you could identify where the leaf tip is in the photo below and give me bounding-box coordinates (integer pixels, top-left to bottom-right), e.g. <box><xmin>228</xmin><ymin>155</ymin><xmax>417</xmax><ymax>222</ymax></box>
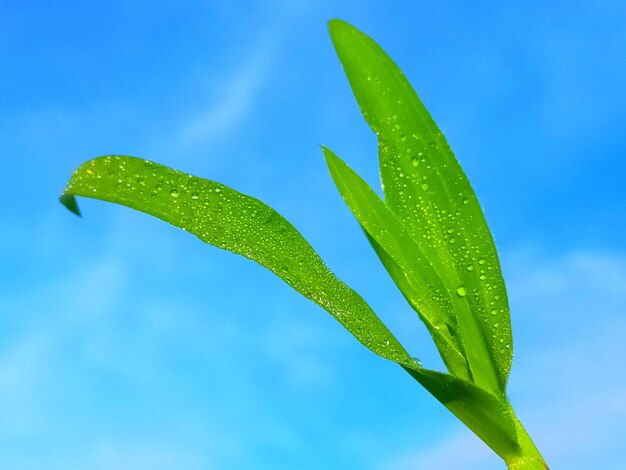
<box><xmin>59</xmin><ymin>194</ymin><xmax>81</xmax><ymax>217</ymax></box>
<box><xmin>328</xmin><ymin>19</ymin><xmax>360</xmax><ymax>45</ymax></box>
<box><xmin>320</xmin><ymin>145</ymin><xmax>340</xmax><ymax>170</ymax></box>
<box><xmin>327</xmin><ymin>18</ymin><xmax>346</xmax><ymax>34</ymax></box>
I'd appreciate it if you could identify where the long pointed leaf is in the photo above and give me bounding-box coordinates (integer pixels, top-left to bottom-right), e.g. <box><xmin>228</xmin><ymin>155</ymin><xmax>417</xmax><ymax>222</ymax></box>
<box><xmin>60</xmin><ymin>155</ymin><xmax>410</xmax><ymax>364</ymax></box>
<box><xmin>364</xmin><ymin>231</ymin><xmax>468</xmax><ymax>379</ymax></box>
<box><xmin>329</xmin><ymin>19</ymin><xmax>512</xmax><ymax>393</ymax></box>
<box><xmin>324</xmin><ymin>147</ymin><xmax>502</xmax><ymax>395</ymax></box>
<box><xmin>323</xmin><ymin>148</ymin><xmax>466</xmax><ymax>373</ymax></box>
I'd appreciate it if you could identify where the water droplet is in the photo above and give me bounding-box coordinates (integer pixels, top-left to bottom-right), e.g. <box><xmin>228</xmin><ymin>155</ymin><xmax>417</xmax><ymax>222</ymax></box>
<box><xmin>409</xmin><ymin>357</ymin><xmax>422</xmax><ymax>368</ymax></box>
<box><xmin>480</xmin><ymin>274</ymin><xmax>487</xmax><ymax>281</ymax></box>
<box><xmin>214</xmin><ymin>187</ymin><xmax>221</xmax><ymax>193</ymax></box>
<box><xmin>170</xmin><ymin>189</ymin><xmax>179</xmax><ymax>198</ymax></box>
<box><xmin>421</xmin><ymin>183</ymin><xmax>429</xmax><ymax>191</ymax></box>
<box><xmin>491</xmin><ymin>309</ymin><xmax>497</xmax><ymax>315</ymax></box>
<box><xmin>456</xmin><ymin>286</ymin><xmax>467</xmax><ymax>297</ymax></box>
<box><xmin>410</xmin><ymin>157</ymin><xmax>419</xmax><ymax>167</ymax></box>
<box><xmin>191</xmin><ymin>193</ymin><xmax>199</xmax><ymax>200</ymax></box>
<box><xmin>462</xmin><ymin>198</ymin><xmax>469</xmax><ymax>205</ymax></box>
<box><xmin>494</xmin><ymin>322</ymin><xmax>500</xmax><ymax>328</ymax></box>
<box><xmin>467</xmin><ymin>265</ymin><xmax>474</xmax><ymax>271</ymax></box>
<box><xmin>478</xmin><ymin>258</ymin><xmax>485</xmax><ymax>265</ymax></box>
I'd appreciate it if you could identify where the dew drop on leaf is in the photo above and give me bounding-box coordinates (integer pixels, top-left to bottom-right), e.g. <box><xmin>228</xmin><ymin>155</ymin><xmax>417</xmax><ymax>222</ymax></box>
<box><xmin>456</xmin><ymin>286</ymin><xmax>467</xmax><ymax>297</ymax></box>
<box><xmin>409</xmin><ymin>357</ymin><xmax>422</xmax><ymax>367</ymax></box>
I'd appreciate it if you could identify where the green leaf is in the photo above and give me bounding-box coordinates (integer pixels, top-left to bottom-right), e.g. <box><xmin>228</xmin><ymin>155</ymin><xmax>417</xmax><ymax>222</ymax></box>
<box><xmin>60</xmin><ymin>155</ymin><xmax>411</xmax><ymax>365</ymax></box>
<box><xmin>404</xmin><ymin>367</ymin><xmax>521</xmax><ymax>461</ymax></box>
<box><xmin>364</xmin><ymin>232</ymin><xmax>469</xmax><ymax>379</ymax></box>
<box><xmin>328</xmin><ymin>19</ymin><xmax>512</xmax><ymax>394</ymax></box>
<box><xmin>323</xmin><ymin>146</ymin><xmax>470</xmax><ymax>380</ymax></box>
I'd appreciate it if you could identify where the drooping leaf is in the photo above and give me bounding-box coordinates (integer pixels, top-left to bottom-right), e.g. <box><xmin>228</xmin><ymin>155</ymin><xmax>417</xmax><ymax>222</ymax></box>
<box><xmin>329</xmin><ymin>19</ymin><xmax>512</xmax><ymax>394</ymax></box>
<box><xmin>60</xmin><ymin>155</ymin><xmax>411</xmax><ymax>364</ymax></box>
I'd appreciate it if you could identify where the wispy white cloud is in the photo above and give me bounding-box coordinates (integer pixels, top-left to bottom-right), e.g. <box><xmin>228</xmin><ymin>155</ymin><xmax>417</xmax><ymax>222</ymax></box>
<box><xmin>79</xmin><ymin>439</ymin><xmax>209</xmax><ymax>470</ymax></box>
<box><xmin>377</xmin><ymin>429</ymin><xmax>497</xmax><ymax>470</ymax></box>
<box><xmin>258</xmin><ymin>317</ymin><xmax>345</xmax><ymax>392</ymax></box>
<box><xmin>505</xmin><ymin>248</ymin><xmax>626</xmax><ymax>467</ymax></box>
<box><xmin>173</xmin><ymin>40</ymin><xmax>274</xmax><ymax>152</ymax></box>
<box><xmin>0</xmin><ymin>257</ymin><xmax>128</xmax><ymax>436</ymax></box>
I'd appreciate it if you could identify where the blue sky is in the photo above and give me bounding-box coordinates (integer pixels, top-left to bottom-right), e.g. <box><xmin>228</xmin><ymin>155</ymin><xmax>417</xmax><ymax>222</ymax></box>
<box><xmin>1</xmin><ymin>1</ymin><xmax>625</xmax><ymax>468</ymax></box>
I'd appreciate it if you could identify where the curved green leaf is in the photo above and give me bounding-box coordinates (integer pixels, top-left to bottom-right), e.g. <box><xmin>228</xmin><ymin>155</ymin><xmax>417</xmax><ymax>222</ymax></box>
<box><xmin>329</xmin><ymin>19</ymin><xmax>512</xmax><ymax>393</ymax></box>
<box><xmin>324</xmin><ymin>146</ymin><xmax>501</xmax><ymax>395</ymax></box>
<box><xmin>60</xmin><ymin>155</ymin><xmax>410</xmax><ymax>364</ymax></box>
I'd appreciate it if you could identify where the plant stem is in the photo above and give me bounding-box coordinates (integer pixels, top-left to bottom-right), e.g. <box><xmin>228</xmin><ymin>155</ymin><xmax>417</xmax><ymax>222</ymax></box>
<box><xmin>505</xmin><ymin>410</ymin><xmax>548</xmax><ymax>469</ymax></box>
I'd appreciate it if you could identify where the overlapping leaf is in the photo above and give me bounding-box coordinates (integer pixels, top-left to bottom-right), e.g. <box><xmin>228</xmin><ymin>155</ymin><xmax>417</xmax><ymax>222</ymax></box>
<box><xmin>329</xmin><ymin>19</ymin><xmax>512</xmax><ymax>394</ymax></box>
<box><xmin>325</xmin><ymin>146</ymin><xmax>478</xmax><ymax>381</ymax></box>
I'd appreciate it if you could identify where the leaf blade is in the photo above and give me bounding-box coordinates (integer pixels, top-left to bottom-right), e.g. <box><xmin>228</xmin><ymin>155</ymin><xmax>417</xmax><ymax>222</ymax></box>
<box><xmin>404</xmin><ymin>366</ymin><xmax>521</xmax><ymax>461</ymax></box>
<box><xmin>323</xmin><ymin>147</ymin><xmax>469</xmax><ymax>375</ymax></box>
<box><xmin>324</xmin><ymin>147</ymin><xmax>507</xmax><ymax>394</ymax></box>
<box><xmin>364</xmin><ymin>231</ymin><xmax>469</xmax><ymax>378</ymax></box>
<box><xmin>61</xmin><ymin>155</ymin><xmax>412</xmax><ymax>365</ymax></box>
<box><xmin>329</xmin><ymin>19</ymin><xmax>512</xmax><ymax>392</ymax></box>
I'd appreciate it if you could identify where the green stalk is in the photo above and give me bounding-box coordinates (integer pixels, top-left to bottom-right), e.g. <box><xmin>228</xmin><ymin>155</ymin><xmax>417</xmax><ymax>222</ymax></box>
<box><xmin>505</xmin><ymin>407</ymin><xmax>548</xmax><ymax>469</ymax></box>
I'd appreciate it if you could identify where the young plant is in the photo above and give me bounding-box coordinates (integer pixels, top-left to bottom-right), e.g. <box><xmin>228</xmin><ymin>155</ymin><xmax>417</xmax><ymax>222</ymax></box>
<box><xmin>60</xmin><ymin>19</ymin><xmax>547</xmax><ymax>469</ymax></box>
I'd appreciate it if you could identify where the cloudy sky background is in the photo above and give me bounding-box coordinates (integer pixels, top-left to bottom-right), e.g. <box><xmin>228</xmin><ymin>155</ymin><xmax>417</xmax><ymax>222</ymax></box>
<box><xmin>1</xmin><ymin>1</ymin><xmax>625</xmax><ymax>468</ymax></box>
